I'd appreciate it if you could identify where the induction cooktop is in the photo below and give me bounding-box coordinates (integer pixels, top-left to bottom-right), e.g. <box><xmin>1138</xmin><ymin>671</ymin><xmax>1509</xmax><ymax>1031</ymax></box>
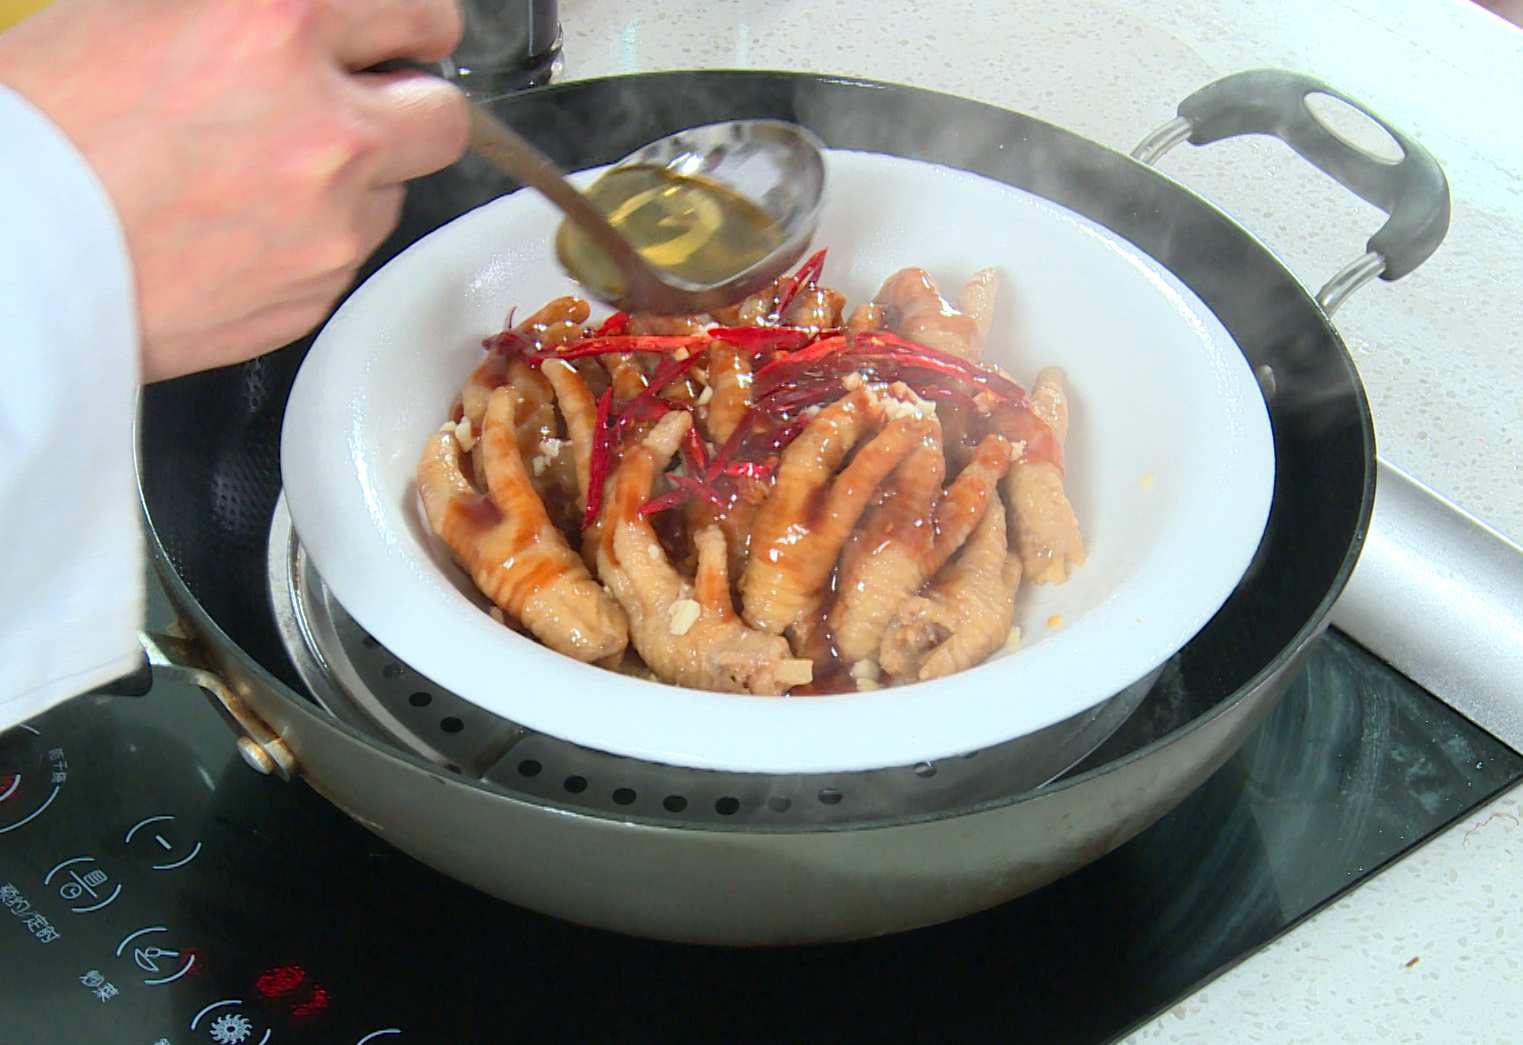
<box><xmin>4</xmin><ymin>587</ymin><xmax>1518</xmax><ymax>1045</ymax></box>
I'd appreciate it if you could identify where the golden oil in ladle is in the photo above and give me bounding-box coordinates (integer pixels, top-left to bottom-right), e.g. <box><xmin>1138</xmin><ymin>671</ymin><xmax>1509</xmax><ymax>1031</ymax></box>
<box><xmin>556</xmin><ymin>164</ymin><xmax>785</xmax><ymax>303</ymax></box>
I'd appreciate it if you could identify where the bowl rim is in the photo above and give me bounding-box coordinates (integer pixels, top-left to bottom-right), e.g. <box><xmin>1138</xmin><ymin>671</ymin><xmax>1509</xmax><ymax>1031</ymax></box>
<box><xmin>279</xmin><ymin>146</ymin><xmax>1277</xmax><ymax>774</ymax></box>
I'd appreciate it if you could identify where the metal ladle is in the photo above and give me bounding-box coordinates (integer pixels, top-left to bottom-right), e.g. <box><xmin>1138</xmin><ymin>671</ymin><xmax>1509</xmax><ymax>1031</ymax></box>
<box><xmin>466</xmin><ymin>105</ymin><xmax>827</xmax><ymax>315</ymax></box>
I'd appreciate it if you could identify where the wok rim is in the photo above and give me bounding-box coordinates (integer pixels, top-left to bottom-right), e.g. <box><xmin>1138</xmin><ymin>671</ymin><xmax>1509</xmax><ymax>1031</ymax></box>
<box><xmin>139</xmin><ymin>68</ymin><xmax>1377</xmax><ymax>835</ymax></box>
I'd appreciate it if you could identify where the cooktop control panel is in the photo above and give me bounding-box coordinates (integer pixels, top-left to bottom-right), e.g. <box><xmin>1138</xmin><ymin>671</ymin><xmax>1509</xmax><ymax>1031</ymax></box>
<box><xmin>1</xmin><ymin>704</ymin><xmax>406</xmax><ymax>1045</ymax></box>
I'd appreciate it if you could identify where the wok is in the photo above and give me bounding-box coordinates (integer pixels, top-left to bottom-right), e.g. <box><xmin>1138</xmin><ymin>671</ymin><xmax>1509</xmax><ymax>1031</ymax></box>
<box><xmin>131</xmin><ymin>69</ymin><xmax>1447</xmax><ymax>944</ymax></box>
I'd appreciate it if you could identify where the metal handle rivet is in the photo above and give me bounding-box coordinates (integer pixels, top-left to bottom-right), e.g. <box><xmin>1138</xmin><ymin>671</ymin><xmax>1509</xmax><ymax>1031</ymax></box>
<box><xmin>236</xmin><ymin>736</ymin><xmax>276</xmax><ymax>775</ymax></box>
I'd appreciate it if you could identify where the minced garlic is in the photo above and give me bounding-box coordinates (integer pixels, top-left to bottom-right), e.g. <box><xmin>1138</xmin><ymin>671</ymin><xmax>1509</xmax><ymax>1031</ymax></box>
<box><xmin>667</xmin><ymin>599</ymin><xmax>701</xmax><ymax>636</ymax></box>
<box><xmin>850</xmin><ymin>659</ymin><xmax>880</xmax><ymax>682</ymax></box>
<box><xmin>776</xmin><ymin>658</ymin><xmax>815</xmax><ymax>687</ymax></box>
<box><xmin>881</xmin><ymin>396</ymin><xmax>930</xmax><ymax>422</ymax></box>
<box><xmin>453</xmin><ymin>418</ymin><xmax>476</xmax><ymax>452</ymax></box>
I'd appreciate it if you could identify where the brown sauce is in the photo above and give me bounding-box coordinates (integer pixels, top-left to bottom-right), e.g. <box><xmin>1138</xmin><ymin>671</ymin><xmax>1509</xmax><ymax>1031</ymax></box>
<box><xmin>450</xmin><ymin>492</ymin><xmax>503</xmax><ymax>535</ymax></box>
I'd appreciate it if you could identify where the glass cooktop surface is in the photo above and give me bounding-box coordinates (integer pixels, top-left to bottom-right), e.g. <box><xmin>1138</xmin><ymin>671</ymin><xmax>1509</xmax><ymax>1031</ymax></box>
<box><xmin>3</xmin><ymin>621</ymin><xmax>1520</xmax><ymax>1045</ymax></box>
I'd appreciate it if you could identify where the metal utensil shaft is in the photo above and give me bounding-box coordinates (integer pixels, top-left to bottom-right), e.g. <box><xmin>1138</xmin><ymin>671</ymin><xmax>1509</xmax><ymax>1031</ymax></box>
<box><xmin>464</xmin><ymin>105</ymin><xmax>681</xmax><ymax>308</ymax></box>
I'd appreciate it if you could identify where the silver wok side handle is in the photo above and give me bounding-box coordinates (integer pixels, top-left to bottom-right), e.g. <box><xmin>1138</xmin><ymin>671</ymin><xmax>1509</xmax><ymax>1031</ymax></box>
<box><xmin>100</xmin><ymin>630</ymin><xmax>299</xmax><ymax>781</ymax></box>
<box><xmin>1130</xmin><ymin>69</ymin><xmax>1451</xmax><ymax>316</ymax></box>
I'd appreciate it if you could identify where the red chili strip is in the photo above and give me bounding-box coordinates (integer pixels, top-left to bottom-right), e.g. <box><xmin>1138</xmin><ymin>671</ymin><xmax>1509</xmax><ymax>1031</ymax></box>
<box><xmin>855</xmin><ymin>332</ymin><xmax>1030</xmax><ymax>405</ymax></box>
<box><xmin>618</xmin><ymin>396</ymin><xmax>674</xmax><ymax>425</ymax></box>
<box><xmin>637</xmin><ymin>488</ymin><xmax>692</xmax><ymax>517</ymax></box>
<box><xmin>680</xmin><ymin>424</ymin><xmax>710</xmax><ymax>475</ymax></box>
<box><xmin>772</xmin><ymin>248</ymin><xmax>828</xmax><ymax>319</ymax></box>
<box><xmin>667</xmin><ymin>473</ymin><xmax>728</xmax><ymax>509</ymax></box>
<box><xmin>754</xmin><ymin>380</ymin><xmax>847</xmax><ymax>417</ymax></box>
<box><xmin>763</xmin><ymin>414</ymin><xmax>814</xmax><ymax>455</ymax></box>
<box><xmin>704</xmin><ymin>395</ymin><xmax>816</xmax><ymax>478</ymax></box>
<box><xmin>529</xmin><ymin>333</ymin><xmax>709</xmax><ymax>362</ymax></box>
<box><xmin>580</xmin><ymin>388</ymin><xmax>615</xmax><ymax>530</ymax></box>
<box><xmin>655</xmin><ymin>426</ymin><xmax>721</xmax><ymax>510</ymax></box>
<box><xmin>706</xmin><ymin>406</ymin><xmax>758</xmax><ymax>477</ymax></box>
<box><xmin>596</xmin><ymin>311</ymin><xmax>630</xmax><ymax>336</ymax></box>
<box><xmin>481</xmin><ymin>329</ymin><xmax>534</xmax><ymax>361</ymax></box>
<box><xmin>751</xmin><ymin>334</ymin><xmax>849</xmax><ymax>392</ymax></box>
<box><xmin>615</xmin><ymin>352</ymin><xmax>701</xmax><ymax>437</ymax></box>
<box><xmin>708</xmin><ymin>326</ymin><xmax>821</xmax><ymax>355</ymax></box>
<box><xmin>636</xmin><ymin>473</ymin><xmax>727</xmax><ymax>517</ymax></box>
<box><xmin>753</xmin><ymin>334</ymin><xmax>1032</xmax><ymax>412</ymax></box>
<box><xmin>865</xmin><ymin>359</ymin><xmax>1026</xmax><ymax>408</ymax></box>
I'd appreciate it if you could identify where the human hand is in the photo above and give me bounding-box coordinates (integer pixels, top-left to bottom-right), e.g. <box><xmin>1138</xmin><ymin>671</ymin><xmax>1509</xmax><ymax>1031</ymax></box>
<box><xmin>0</xmin><ymin>0</ymin><xmax>468</xmax><ymax>381</ymax></box>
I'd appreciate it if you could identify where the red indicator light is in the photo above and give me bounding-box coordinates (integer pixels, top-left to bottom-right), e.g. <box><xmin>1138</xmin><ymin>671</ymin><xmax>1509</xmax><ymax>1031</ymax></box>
<box><xmin>256</xmin><ymin>966</ymin><xmax>331</xmax><ymax>1021</ymax></box>
<box><xmin>256</xmin><ymin>965</ymin><xmax>305</xmax><ymax>998</ymax></box>
<box><xmin>291</xmin><ymin>986</ymin><xmax>330</xmax><ymax>1019</ymax></box>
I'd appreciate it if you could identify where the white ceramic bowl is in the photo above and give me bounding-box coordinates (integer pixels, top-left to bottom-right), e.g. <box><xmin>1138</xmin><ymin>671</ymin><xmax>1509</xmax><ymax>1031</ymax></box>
<box><xmin>281</xmin><ymin>150</ymin><xmax>1275</xmax><ymax>774</ymax></box>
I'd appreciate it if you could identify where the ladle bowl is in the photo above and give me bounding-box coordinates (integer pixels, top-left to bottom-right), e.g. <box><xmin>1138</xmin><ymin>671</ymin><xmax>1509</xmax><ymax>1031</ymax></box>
<box><xmin>466</xmin><ymin>106</ymin><xmax>825</xmax><ymax>314</ymax></box>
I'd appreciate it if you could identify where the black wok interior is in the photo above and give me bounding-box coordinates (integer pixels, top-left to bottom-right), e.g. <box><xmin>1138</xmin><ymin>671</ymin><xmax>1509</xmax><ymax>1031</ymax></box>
<box><xmin>139</xmin><ymin>72</ymin><xmax>1374</xmax><ymax>770</ymax></box>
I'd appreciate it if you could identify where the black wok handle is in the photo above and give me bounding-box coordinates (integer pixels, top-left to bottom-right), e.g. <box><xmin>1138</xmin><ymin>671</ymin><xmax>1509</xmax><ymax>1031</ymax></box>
<box><xmin>1132</xmin><ymin>69</ymin><xmax>1450</xmax><ymax>313</ymax></box>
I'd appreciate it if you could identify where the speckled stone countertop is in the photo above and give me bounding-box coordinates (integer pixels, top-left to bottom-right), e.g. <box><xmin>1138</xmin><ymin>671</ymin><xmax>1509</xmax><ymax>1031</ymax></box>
<box><xmin>1121</xmin><ymin>793</ymin><xmax>1523</xmax><ymax>1041</ymax></box>
<box><xmin>557</xmin><ymin>0</ymin><xmax>1523</xmax><ymax>1037</ymax></box>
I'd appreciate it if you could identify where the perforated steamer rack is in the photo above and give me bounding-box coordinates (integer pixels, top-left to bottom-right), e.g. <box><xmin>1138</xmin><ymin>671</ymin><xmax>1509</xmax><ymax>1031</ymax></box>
<box><xmin>266</xmin><ymin>498</ymin><xmax>1161</xmax><ymax>826</ymax></box>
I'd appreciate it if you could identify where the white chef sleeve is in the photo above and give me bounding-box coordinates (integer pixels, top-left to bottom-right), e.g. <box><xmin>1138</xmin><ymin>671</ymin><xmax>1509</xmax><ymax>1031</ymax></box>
<box><xmin>0</xmin><ymin>85</ymin><xmax>144</xmax><ymax>731</ymax></box>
